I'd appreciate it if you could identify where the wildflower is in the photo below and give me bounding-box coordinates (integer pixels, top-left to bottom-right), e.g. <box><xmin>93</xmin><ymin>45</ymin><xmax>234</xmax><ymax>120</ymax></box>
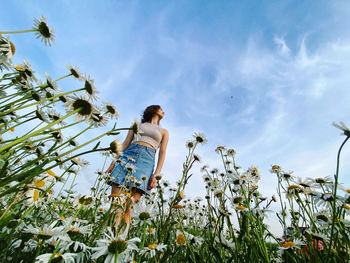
<box><xmin>286</xmin><ymin>185</ymin><xmax>303</xmax><ymax>198</ymax></box>
<box><xmin>45</xmin><ymin>72</ymin><xmax>61</xmax><ymax>92</ymax></box>
<box><xmin>33</xmin><ymin>15</ymin><xmax>55</xmax><ymax>46</ymax></box>
<box><xmin>176</xmin><ymin>230</ymin><xmax>186</xmax><ymax>245</ymax></box>
<box><xmin>132</xmin><ymin>197</ymin><xmax>156</xmax><ymax>225</ymax></box>
<box><xmin>0</xmin><ymin>53</ymin><xmax>11</xmax><ymax>70</ymax></box>
<box><xmin>270</xmin><ymin>165</ymin><xmax>281</xmax><ymax>173</ymax></box>
<box><xmin>125</xmin><ymin>163</ymin><xmax>137</xmax><ymax>174</ymax></box>
<box><xmin>232</xmin><ymin>196</ymin><xmax>243</xmax><ymax>204</ymax></box>
<box><xmin>35</xmin><ymin>106</ymin><xmax>49</xmax><ymax>122</ymax></box>
<box><xmin>173</xmin><ymin>204</ymin><xmax>185</xmax><ymax>209</ymax></box>
<box><xmin>235</xmin><ymin>205</ymin><xmax>248</xmax><ymax>211</ymax></box>
<box><xmin>90</xmin><ymin>110</ymin><xmax>110</xmax><ymax>127</ymax></box>
<box><xmin>130</xmin><ymin>117</ymin><xmax>140</xmax><ymax>136</ymax></box>
<box><xmin>193</xmin><ymin>154</ymin><xmax>201</xmax><ymax>162</ymax></box>
<box><xmin>16</xmin><ymin>60</ymin><xmax>38</xmax><ymax>83</ymax></box>
<box><xmin>91</xmin><ymin>227</ymin><xmax>140</xmax><ymax>263</ymax></box>
<box><xmin>140</xmin><ymin>243</ymin><xmax>167</xmax><ymax>258</ymax></box>
<box><xmin>67</xmin><ymin>64</ymin><xmax>83</xmax><ymax>80</ymax></box>
<box><xmin>83</xmin><ymin>74</ymin><xmax>99</xmax><ymax>101</ymax></box>
<box><xmin>278</xmin><ymin>239</ymin><xmax>305</xmax><ymax>252</ymax></box>
<box><xmin>24</xmin><ymin>221</ymin><xmax>67</xmax><ymax>241</ymax></box>
<box><xmin>46</xmin><ymin>109</ymin><xmax>67</xmax><ymax>126</ymax></box>
<box><xmin>193</xmin><ymin>132</ymin><xmax>207</xmax><ymax>144</ymax></box>
<box><xmin>103</xmin><ymin>102</ymin><xmax>120</xmax><ymax>120</ymax></box>
<box><xmin>332</xmin><ymin>121</ymin><xmax>350</xmax><ymax>137</ymax></box>
<box><xmin>215</xmin><ymin>145</ymin><xmax>227</xmax><ymax>154</ymax></box>
<box><xmin>155</xmin><ymin>173</ymin><xmax>163</xmax><ymax>180</ymax></box>
<box><xmin>36</xmin><ymin>252</ymin><xmax>76</xmax><ymax>263</ymax></box>
<box><xmin>183</xmin><ymin>231</ymin><xmax>204</xmax><ymax>246</ymax></box>
<box><xmin>24</xmin><ymin>189</ymin><xmax>42</xmax><ymax>207</ymax></box>
<box><xmin>215</xmin><ymin>232</ymin><xmax>235</xmax><ymax>249</ymax></box>
<box><xmin>71</xmin><ymin>157</ymin><xmax>89</xmax><ymax>167</ymax></box>
<box><xmin>0</xmin><ymin>35</ymin><xmax>15</xmax><ymax>61</ymax></box>
<box><xmin>72</xmin><ymin>194</ymin><xmax>95</xmax><ymax>209</ymax></box>
<box><xmin>227</xmin><ymin>148</ymin><xmax>236</xmax><ymax>156</ymax></box>
<box><xmin>146</xmin><ymin>227</ymin><xmax>156</xmax><ymax>235</ymax></box>
<box><xmin>186</xmin><ymin>140</ymin><xmax>194</xmax><ymax>149</ymax></box>
<box><xmin>64</xmin><ymin>94</ymin><xmax>95</xmax><ymax>122</ymax></box>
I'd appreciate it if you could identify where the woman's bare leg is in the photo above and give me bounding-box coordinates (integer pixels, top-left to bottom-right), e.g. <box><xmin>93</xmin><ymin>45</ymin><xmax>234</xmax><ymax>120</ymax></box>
<box><xmin>111</xmin><ymin>183</ymin><xmax>126</xmax><ymax>232</ymax></box>
<box><xmin>124</xmin><ymin>189</ymin><xmax>143</xmax><ymax>229</ymax></box>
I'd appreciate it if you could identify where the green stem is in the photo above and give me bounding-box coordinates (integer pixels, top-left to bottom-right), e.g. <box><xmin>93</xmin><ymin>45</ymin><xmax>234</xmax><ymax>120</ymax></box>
<box><xmin>0</xmin><ymin>88</ymin><xmax>84</xmax><ymax>116</ymax></box>
<box><xmin>138</xmin><ymin>219</ymin><xmax>147</xmax><ymax>263</ymax></box>
<box><xmin>327</xmin><ymin>136</ymin><xmax>350</xmax><ymax>259</ymax></box>
<box><xmin>0</xmin><ymin>107</ymin><xmax>82</xmax><ymax>155</ymax></box>
<box><xmin>0</xmin><ymin>29</ymin><xmax>37</xmax><ymax>34</ymax></box>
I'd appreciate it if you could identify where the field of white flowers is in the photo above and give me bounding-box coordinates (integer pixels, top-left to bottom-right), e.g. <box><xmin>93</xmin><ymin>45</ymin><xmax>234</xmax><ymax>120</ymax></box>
<box><xmin>1</xmin><ymin>16</ymin><xmax>350</xmax><ymax>263</ymax></box>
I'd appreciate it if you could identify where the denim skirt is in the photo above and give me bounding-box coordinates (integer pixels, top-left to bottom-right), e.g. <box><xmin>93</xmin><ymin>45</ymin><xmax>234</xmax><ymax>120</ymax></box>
<box><xmin>108</xmin><ymin>143</ymin><xmax>156</xmax><ymax>194</ymax></box>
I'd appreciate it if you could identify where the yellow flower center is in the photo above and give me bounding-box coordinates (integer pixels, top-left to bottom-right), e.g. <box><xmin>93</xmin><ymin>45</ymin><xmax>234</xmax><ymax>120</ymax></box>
<box><xmin>236</xmin><ymin>205</ymin><xmax>246</xmax><ymax>210</ymax></box>
<box><xmin>147</xmin><ymin>243</ymin><xmax>158</xmax><ymax>249</ymax></box>
<box><xmin>47</xmin><ymin>169</ymin><xmax>55</xmax><ymax>177</ymax></box>
<box><xmin>60</xmin><ymin>216</ymin><xmax>66</xmax><ymax>221</ymax></box>
<box><xmin>33</xmin><ymin>189</ymin><xmax>39</xmax><ymax>202</ymax></box>
<box><xmin>173</xmin><ymin>204</ymin><xmax>184</xmax><ymax>209</ymax></box>
<box><xmin>147</xmin><ymin>227</ymin><xmax>154</xmax><ymax>233</ymax></box>
<box><xmin>108</xmin><ymin>193</ymin><xmax>121</xmax><ymax>198</ymax></box>
<box><xmin>14</xmin><ymin>65</ymin><xmax>23</xmax><ymax>71</ymax></box>
<box><xmin>346</xmin><ymin>189</ymin><xmax>350</xmax><ymax>194</ymax></box>
<box><xmin>272</xmin><ymin>165</ymin><xmax>280</xmax><ymax>170</ymax></box>
<box><xmin>282</xmin><ymin>241</ymin><xmax>295</xmax><ymax>248</ymax></box>
<box><xmin>177</xmin><ymin>234</ymin><xmax>186</xmax><ymax>245</ymax></box>
<box><xmin>34</xmin><ymin>179</ymin><xmax>45</xmax><ymax>188</ymax></box>
<box><xmin>343</xmin><ymin>205</ymin><xmax>350</xmax><ymax>210</ymax></box>
<box><xmin>287</xmin><ymin>185</ymin><xmax>302</xmax><ymax>191</ymax></box>
<box><xmin>9</xmin><ymin>41</ymin><xmax>16</xmax><ymax>55</ymax></box>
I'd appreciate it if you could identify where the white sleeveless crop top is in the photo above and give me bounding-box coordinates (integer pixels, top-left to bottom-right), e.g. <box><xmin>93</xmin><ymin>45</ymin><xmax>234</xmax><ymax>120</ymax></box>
<box><xmin>132</xmin><ymin>122</ymin><xmax>162</xmax><ymax>149</ymax></box>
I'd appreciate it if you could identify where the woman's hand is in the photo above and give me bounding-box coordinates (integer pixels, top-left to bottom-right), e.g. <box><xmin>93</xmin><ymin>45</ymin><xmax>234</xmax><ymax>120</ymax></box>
<box><xmin>147</xmin><ymin>174</ymin><xmax>158</xmax><ymax>190</ymax></box>
<box><xmin>105</xmin><ymin>160</ymin><xmax>116</xmax><ymax>174</ymax></box>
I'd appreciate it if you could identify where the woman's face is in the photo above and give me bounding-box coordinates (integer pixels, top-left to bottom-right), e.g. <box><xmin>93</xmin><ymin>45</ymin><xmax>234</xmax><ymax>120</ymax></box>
<box><xmin>157</xmin><ymin>107</ymin><xmax>165</xmax><ymax>119</ymax></box>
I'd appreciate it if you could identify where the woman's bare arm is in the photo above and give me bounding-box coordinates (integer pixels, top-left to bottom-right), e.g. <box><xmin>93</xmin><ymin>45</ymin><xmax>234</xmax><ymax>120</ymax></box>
<box><xmin>154</xmin><ymin>129</ymin><xmax>169</xmax><ymax>174</ymax></box>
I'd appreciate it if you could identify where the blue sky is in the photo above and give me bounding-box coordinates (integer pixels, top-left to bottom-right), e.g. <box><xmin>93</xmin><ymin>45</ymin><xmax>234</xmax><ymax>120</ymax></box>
<box><xmin>2</xmin><ymin>0</ymin><xmax>350</xmax><ymax>235</ymax></box>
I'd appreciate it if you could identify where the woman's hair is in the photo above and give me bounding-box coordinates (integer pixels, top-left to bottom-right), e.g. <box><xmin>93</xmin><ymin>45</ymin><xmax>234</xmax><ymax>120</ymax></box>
<box><xmin>141</xmin><ymin>105</ymin><xmax>161</xmax><ymax>125</ymax></box>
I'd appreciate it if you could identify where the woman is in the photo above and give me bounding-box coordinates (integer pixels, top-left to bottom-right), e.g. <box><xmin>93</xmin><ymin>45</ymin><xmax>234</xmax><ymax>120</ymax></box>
<box><xmin>105</xmin><ymin>105</ymin><xmax>169</xmax><ymax>234</ymax></box>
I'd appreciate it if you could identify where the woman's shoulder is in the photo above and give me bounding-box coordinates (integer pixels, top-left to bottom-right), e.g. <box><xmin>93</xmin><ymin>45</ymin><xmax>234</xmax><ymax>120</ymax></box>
<box><xmin>160</xmin><ymin>127</ymin><xmax>169</xmax><ymax>136</ymax></box>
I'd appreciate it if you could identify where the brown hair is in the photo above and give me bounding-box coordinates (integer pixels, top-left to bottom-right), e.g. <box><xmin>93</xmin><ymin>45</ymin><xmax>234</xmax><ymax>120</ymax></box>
<box><xmin>141</xmin><ymin>105</ymin><xmax>161</xmax><ymax>125</ymax></box>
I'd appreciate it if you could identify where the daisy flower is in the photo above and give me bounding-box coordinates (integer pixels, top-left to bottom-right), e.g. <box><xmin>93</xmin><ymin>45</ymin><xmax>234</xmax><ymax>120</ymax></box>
<box><xmin>83</xmin><ymin>74</ymin><xmax>99</xmax><ymax>101</ymax></box>
<box><xmin>64</xmin><ymin>94</ymin><xmax>96</xmax><ymax>122</ymax></box>
<box><xmin>140</xmin><ymin>243</ymin><xmax>167</xmax><ymax>258</ymax></box>
<box><xmin>36</xmin><ymin>252</ymin><xmax>76</xmax><ymax>263</ymax></box>
<box><xmin>103</xmin><ymin>102</ymin><xmax>120</xmax><ymax>120</ymax></box>
<box><xmin>24</xmin><ymin>221</ymin><xmax>68</xmax><ymax>241</ymax></box>
<box><xmin>33</xmin><ymin>15</ymin><xmax>55</xmax><ymax>46</ymax></box>
<box><xmin>125</xmin><ymin>163</ymin><xmax>137</xmax><ymax>174</ymax></box>
<box><xmin>67</xmin><ymin>64</ymin><xmax>83</xmax><ymax>80</ymax></box>
<box><xmin>45</xmin><ymin>72</ymin><xmax>61</xmax><ymax>92</ymax></box>
<box><xmin>176</xmin><ymin>230</ymin><xmax>186</xmax><ymax>245</ymax></box>
<box><xmin>110</xmin><ymin>138</ymin><xmax>123</xmax><ymax>155</ymax></box>
<box><xmin>332</xmin><ymin>121</ymin><xmax>350</xmax><ymax>137</ymax></box>
<box><xmin>193</xmin><ymin>132</ymin><xmax>207</xmax><ymax>144</ymax></box>
<box><xmin>132</xmin><ymin>197</ymin><xmax>156</xmax><ymax>225</ymax></box>
<box><xmin>91</xmin><ymin>227</ymin><xmax>140</xmax><ymax>263</ymax></box>
<box><xmin>24</xmin><ymin>188</ymin><xmax>42</xmax><ymax>207</ymax></box>
<box><xmin>0</xmin><ymin>34</ymin><xmax>15</xmax><ymax>61</ymax></box>
<box><xmin>278</xmin><ymin>239</ymin><xmax>305</xmax><ymax>253</ymax></box>
<box><xmin>185</xmin><ymin>140</ymin><xmax>194</xmax><ymax>149</ymax></box>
